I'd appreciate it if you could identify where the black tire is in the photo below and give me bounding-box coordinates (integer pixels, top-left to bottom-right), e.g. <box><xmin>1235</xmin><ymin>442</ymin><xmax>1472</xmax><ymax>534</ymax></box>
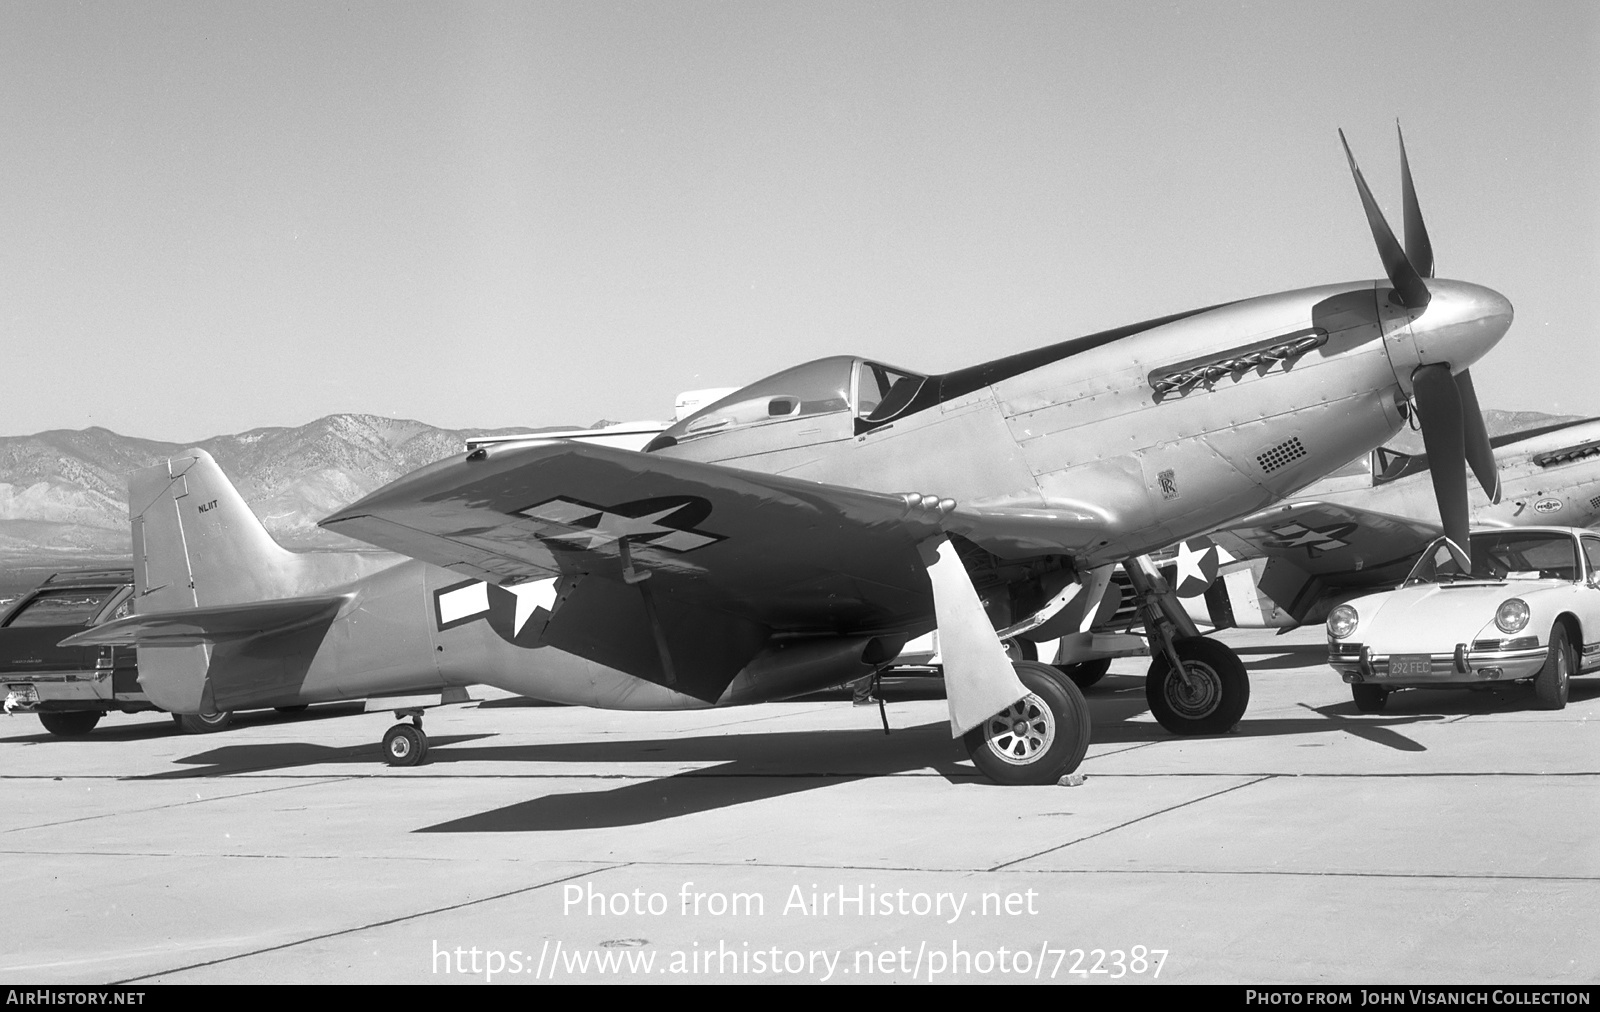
<box><xmin>1145</xmin><ymin>637</ymin><xmax>1250</xmax><ymax>735</ymax></box>
<box><xmin>1533</xmin><ymin>624</ymin><xmax>1571</xmax><ymax>710</ymax></box>
<box><xmin>1056</xmin><ymin>657</ymin><xmax>1112</xmax><ymax>690</ymax></box>
<box><xmin>962</xmin><ymin>660</ymin><xmax>1091</xmax><ymax>785</ymax></box>
<box><xmin>1351</xmin><ymin>683</ymin><xmax>1389</xmax><ymax>713</ymax></box>
<box><xmin>1003</xmin><ymin>639</ymin><xmax>1038</xmax><ymax>662</ymax></box>
<box><xmin>383</xmin><ymin>723</ymin><xmax>428</xmax><ymax>767</ymax></box>
<box><xmin>39</xmin><ymin>711</ymin><xmax>102</xmax><ymax>737</ymax></box>
<box><xmin>275</xmin><ymin>704</ymin><xmax>310</xmax><ymax>714</ymax></box>
<box><xmin>173</xmin><ymin>710</ymin><xmax>233</xmax><ymax>734</ymax></box>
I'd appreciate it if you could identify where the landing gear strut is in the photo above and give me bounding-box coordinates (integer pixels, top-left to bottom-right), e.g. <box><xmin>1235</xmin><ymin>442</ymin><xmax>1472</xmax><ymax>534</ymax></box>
<box><xmin>383</xmin><ymin>708</ymin><xmax>429</xmax><ymax>766</ymax></box>
<box><xmin>1124</xmin><ymin>557</ymin><xmax>1250</xmax><ymax>735</ymax></box>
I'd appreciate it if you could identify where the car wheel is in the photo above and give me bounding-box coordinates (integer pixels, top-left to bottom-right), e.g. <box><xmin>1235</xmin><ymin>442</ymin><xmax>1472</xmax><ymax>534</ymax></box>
<box><xmin>1145</xmin><ymin>637</ymin><xmax>1251</xmax><ymax>735</ymax></box>
<box><xmin>1351</xmin><ymin>683</ymin><xmax>1389</xmax><ymax>713</ymax></box>
<box><xmin>962</xmin><ymin>660</ymin><xmax>1090</xmax><ymax>785</ymax></box>
<box><xmin>1533</xmin><ymin>624</ymin><xmax>1571</xmax><ymax>710</ymax></box>
<box><xmin>1055</xmin><ymin>657</ymin><xmax>1112</xmax><ymax>690</ymax></box>
<box><xmin>39</xmin><ymin>711</ymin><xmax>102</xmax><ymax>737</ymax></box>
<box><xmin>173</xmin><ymin>710</ymin><xmax>233</xmax><ymax>734</ymax></box>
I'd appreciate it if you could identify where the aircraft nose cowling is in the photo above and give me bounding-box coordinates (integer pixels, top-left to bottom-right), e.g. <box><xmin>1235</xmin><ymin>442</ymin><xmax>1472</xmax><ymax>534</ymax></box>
<box><xmin>1406</xmin><ymin>279</ymin><xmax>1514</xmax><ymax>373</ymax></box>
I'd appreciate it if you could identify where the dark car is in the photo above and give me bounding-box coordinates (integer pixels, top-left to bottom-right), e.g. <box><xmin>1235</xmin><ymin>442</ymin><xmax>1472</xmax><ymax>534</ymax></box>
<box><xmin>0</xmin><ymin>568</ymin><xmax>156</xmax><ymax>736</ymax></box>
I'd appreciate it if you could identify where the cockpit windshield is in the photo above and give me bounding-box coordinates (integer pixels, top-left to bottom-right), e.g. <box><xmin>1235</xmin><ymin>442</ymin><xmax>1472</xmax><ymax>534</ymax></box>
<box><xmin>856</xmin><ymin>361</ymin><xmax>926</xmax><ymax>423</ymax></box>
<box><xmin>1404</xmin><ymin>530</ymin><xmax>1581</xmax><ymax>585</ymax></box>
<box><xmin>652</xmin><ymin>356</ymin><xmax>927</xmax><ymax>447</ymax></box>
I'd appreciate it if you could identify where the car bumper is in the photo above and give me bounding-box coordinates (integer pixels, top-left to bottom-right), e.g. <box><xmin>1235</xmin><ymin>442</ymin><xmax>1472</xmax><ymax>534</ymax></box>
<box><xmin>3</xmin><ymin>674</ymin><xmax>149</xmax><ymax>712</ymax></box>
<box><xmin>1329</xmin><ymin>645</ymin><xmax>1547</xmax><ymax>686</ymax></box>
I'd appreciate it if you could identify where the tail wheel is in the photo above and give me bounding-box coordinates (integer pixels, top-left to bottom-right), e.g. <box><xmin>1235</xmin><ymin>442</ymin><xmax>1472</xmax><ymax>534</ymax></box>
<box><xmin>1145</xmin><ymin>637</ymin><xmax>1250</xmax><ymax>735</ymax></box>
<box><xmin>1533</xmin><ymin>624</ymin><xmax>1571</xmax><ymax>710</ymax></box>
<box><xmin>963</xmin><ymin>660</ymin><xmax>1091</xmax><ymax>785</ymax></box>
<box><xmin>383</xmin><ymin>723</ymin><xmax>429</xmax><ymax>767</ymax></box>
<box><xmin>39</xmin><ymin>711</ymin><xmax>102</xmax><ymax>737</ymax></box>
<box><xmin>1056</xmin><ymin>657</ymin><xmax>1112</xmax><ymax>690</ymax></box>
<box><xmin>174</xmin><ymin>710</ymin><xmax>233</xmax><ymax>734</ymax></box>
<box><xmin>1352</xmin><ymin>683</ymin><xmax>1390</xmax><ymax>713</ymax></box>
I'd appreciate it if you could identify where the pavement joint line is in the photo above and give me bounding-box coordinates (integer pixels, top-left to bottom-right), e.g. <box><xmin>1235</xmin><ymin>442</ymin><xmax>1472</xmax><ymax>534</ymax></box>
<box><xmin>112</xmin><ymin>862</ymin><xmax>632</xmax><ymax>984</ymax></box>
<box><xmin>986</xmin><ymin>774</ymin><xmax>1278</xmax><ymax>872</ymax></box>
<box><xmin>1085</xmin><ymin>741</ymin><xmax>1164</xmax><ymax>760</ymax></box>
<box><xmin>2</xmin><ymin>776</ymin><xmax>361</xmax><ymax>835</ymax></box>
<box><xmin>11</xmin><ymin>848</ymin><xmax>1593</xmax><ymax>885</ymax></box>
<box><xmin>0</xmin><ymin>848</ymin><xmax>628</xmax><ymax>865</ymax></box>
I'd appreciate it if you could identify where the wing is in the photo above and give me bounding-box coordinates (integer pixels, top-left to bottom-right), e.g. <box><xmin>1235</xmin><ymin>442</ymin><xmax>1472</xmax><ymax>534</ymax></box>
<box><xmin>320</xmin><ymin>439</ymin><xmax>1096</xmax><ymax>630</ymax></box>
<box><xmin>1200</xmin><ymin>501</ymin><xmax>1442</xmax><ymax>625</ymax></box>
<box><xmin>320</xmin><ymin>439</ymin><xmax>1048</xmax><ymax>729</ymax></box>
<box><xmin>1207</xmin><ymin>501</ymin><xmax>1442</xmax><ymax>583</ymax></box>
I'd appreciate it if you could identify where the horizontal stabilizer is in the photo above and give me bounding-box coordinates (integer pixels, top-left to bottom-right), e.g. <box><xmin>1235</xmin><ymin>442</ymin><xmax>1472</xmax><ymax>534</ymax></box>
<box><xmin>61</xmin><ymin>595</ymin><xmax>352</xmax><ymax>648</ymax></box>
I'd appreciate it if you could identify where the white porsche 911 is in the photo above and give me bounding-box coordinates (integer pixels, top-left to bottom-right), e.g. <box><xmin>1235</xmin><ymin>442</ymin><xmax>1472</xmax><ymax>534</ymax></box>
<box><xmin>1326</xmin><ymin>527</ymin><xmax>1600</xmax><ymax>713</ymax></box>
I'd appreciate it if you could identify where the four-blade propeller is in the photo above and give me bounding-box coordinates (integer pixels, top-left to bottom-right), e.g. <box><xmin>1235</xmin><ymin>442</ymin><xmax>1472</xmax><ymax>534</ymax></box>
<box><xmin>1341</xmin><ymin>125</ymin><xmax>1501</xmax><ymax>566</ymax></box>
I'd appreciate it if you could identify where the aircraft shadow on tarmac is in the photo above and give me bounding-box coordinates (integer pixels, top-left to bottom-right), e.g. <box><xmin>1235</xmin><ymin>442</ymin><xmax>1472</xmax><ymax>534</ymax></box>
<box><xmin>106</xmin><ymin>673</ymin><xmax>1598</xmax><ymax>831</ymax></box>
<box><xmin>1079</xmin><ymin>674</ymin><xmax>1446</xmax><ymax>752</ymax></box>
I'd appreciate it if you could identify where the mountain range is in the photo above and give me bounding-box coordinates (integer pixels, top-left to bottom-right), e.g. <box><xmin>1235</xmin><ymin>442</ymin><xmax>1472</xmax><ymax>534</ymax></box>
<box><xmin>0</xmin><ymin>414</ymin><xmax>583</xmax><ymax>563</ymax></box>
<box><xmin>0</xmin><ymin>407</ymin><xmax>1583</xmax><ymax>571</ymax></box>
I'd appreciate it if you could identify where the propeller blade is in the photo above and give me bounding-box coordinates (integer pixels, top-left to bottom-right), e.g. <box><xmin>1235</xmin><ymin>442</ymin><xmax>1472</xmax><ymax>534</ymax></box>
<box><xmin>1339</xmin><ymin>129</ymin><xmax>1432</xmax><ymax>309</ymax></box>
<box><xmin>1412</xmin><ymin>363</ymin><xmax>1471</xmax><ymax>566</ymax></box>
<box><xmin>1397</xmin><ymin>122</ymin><xmax>1434</xmax><ymax>279</ymax></box>
<box><xmin>1454</xmin><ymin>369</ymin><xmax>1501</xmax><ymax>504</ymax></box>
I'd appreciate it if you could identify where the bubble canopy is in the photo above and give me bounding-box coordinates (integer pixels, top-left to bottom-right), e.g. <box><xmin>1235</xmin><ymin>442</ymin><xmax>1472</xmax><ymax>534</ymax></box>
<box><xmin>653</xmin><ymin>356</ymin><xmax>926</xmax><ymax>447</ymax></box>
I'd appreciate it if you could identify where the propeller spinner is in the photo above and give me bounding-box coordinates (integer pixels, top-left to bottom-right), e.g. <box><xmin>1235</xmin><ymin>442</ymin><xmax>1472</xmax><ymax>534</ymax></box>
<box><xmin>1341</xmin><ymin>125</ymin><xmax>1508</xmax><ymax>565</ymax></box>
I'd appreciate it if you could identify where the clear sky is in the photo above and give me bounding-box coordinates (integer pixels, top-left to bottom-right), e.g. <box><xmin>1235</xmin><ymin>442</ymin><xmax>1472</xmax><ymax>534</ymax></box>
<box><xmin>1</xmin><ymin>1</ymin><xmax>1594</xmax><ymax>440</ymax></box>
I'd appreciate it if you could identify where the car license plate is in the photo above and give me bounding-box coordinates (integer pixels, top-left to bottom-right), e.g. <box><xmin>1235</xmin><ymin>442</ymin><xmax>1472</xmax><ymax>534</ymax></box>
<box><xmin>5</xmin><ymin>684</ymin><xmax>39</xmax><ymax>705</ymax></box>
<box><xmin>1388</xmin><ymin>655</ymin><xmax>1432</xmax><ymax>677</ymax></box>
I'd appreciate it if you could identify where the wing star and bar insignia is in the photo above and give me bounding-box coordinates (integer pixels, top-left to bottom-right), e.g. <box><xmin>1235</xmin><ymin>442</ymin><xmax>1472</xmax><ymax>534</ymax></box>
<box><xmin>1261</xmin><ymin>521</ymin><xmax>1359</xmax><ymax>556</ymax></box>
<box><xmin>516</xmin><ymin>496</ymin><xmax>724</xmax><ymax>553</ymax></box>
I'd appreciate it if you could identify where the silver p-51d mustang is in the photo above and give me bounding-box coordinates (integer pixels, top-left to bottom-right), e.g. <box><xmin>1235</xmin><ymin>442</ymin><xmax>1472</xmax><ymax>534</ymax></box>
<box><xmin>73</xmin><ymin>129</ymin><xmax>1514</xmax><ymax>784</ymax></box>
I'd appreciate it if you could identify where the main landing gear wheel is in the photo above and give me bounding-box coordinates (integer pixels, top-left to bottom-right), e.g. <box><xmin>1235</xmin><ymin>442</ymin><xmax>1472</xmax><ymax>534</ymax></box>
<box><xmin>1533</xmin><ymin>624</ymin><xmax>1571</xmax><ymax>711</ymax></box>
<box><xmin>174</xmin><ymin>710</ymin><xmax>233</xmax><ymax>734</ymax></box>
<box><xmin>383</xmin><ymin>723</ymin><xmax>429</xmax><ymax>766</ymax></box>
<box><xmin>963</xmin><ymin>660</ymin><xmax>1091</xmax><ymax>786</ymax></box>
<box><xmin>39</xmin><ymin>711</ymin><xmax>102</xmax><ymax>737</ymax></box>
<box><xmin>1145</xmin><ymin>637</ymin><xmax>1249</xmax><ymax>735</ymax></box>
<box><xmin>1351</xmin><ymin>683</ymin><xmax>1390</xmax><ymax>713</ymax></box>
<box><xmin>1056</xmin><ymin>657</ymin><xmax>1112</xmax><ymax>690</ymax></box>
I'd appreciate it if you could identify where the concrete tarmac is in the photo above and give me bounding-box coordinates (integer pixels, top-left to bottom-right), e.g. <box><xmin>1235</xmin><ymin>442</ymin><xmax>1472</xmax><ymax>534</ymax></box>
<box><xmin>2</xmin><ymin>626</ymin><xmax>1597</xmax><ymax>985</ymax></box>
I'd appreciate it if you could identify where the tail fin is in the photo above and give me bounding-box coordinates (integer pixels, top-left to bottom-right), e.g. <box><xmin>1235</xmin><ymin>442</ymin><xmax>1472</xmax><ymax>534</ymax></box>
<box><xmin>131</xmin><ymin>449</ymin><xmax>307</xmax><ymax>613</ymax></box>
<box><xmin>126</xmin><ymin>450</ymin><xmax>394</xmax><ymax>713</ymax></box>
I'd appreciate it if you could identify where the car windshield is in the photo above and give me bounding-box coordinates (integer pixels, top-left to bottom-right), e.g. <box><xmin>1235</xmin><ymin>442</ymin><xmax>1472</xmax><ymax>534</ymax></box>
<box><xmin>2</xmin><ymin>588</ymin><xmax>118</xmax><ymax>628</ymax></box>
<box><xmin>1404</xmin><ymin>531</ymin><xmax>1580</xmax><ymax>585</ymax></box>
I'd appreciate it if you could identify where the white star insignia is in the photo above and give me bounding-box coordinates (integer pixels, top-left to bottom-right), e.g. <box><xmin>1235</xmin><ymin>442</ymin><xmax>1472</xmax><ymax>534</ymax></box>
<box><xmin>506</xmin><ymin>578</ymin><xmax>558</xmax><ymax>634</ymax></box>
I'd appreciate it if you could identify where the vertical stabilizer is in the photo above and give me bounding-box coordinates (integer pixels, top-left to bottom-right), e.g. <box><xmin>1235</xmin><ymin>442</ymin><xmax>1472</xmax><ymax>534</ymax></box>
<box><xmin>129</xmin><ymin>449</ymin><xmax>305</xmax><ymax>614</ymax></box>
<box><xmin>126</xmin><ymin>449</ymin><xmax>398</xmax><ymax>714</ymax></box>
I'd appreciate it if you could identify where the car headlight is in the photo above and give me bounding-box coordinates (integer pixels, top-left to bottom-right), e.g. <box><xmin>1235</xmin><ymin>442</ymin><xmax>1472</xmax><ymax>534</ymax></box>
<box><xmin>1495</xmin><ymin>598</ymin><xmax>1530</xmax><ymax>635</ymax></box>
<box><xmin>1327</xmin><ymin>604</ymin><xmax>1359</xmax><ymax>640</ymax></box>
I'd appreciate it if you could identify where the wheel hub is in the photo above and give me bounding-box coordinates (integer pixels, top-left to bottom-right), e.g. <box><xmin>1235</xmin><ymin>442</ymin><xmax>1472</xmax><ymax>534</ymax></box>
<box><xmin>1164</xmin><ymin>662</ymin><xmax>1222</xmax><ymax>718</ymax></box>
<box><xmin>982</xmin><ymin>692</ymin><xmax>1056</xmax><ymax>766</ymax></box>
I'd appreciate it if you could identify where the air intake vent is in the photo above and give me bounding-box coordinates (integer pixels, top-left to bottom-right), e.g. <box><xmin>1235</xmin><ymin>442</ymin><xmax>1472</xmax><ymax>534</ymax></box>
<box><xmin>1258</xmin><ymin>437</ymin><xmax>1308</xmax><ymax>473</ymax></box>
<box><xmin>1589</xmin><ymin>495</ymin><xmax>1600</xmax><ymax>511</ymax></box>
